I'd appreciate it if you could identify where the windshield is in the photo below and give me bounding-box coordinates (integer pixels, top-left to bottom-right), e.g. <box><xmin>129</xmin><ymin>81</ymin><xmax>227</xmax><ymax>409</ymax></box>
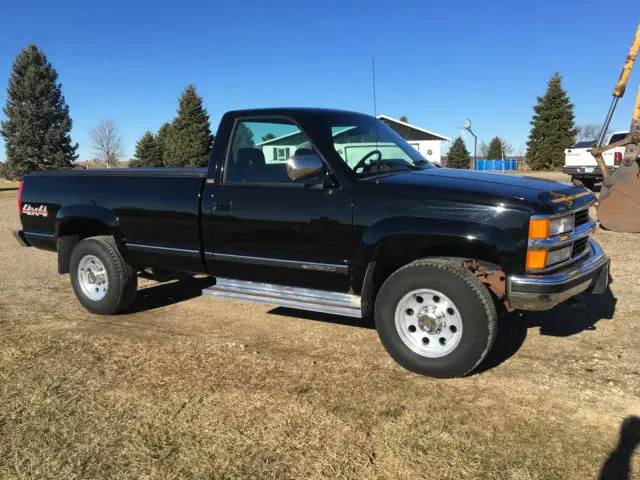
<box><xmin>324</xmin><ymin>114</ymin><xmax>433</xmax><ymax>177</ymax></box>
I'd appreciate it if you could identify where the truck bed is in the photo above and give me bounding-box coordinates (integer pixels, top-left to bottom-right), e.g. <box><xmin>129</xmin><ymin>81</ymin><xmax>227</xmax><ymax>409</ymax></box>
<box><xmin>20</xmin><ymin>168</ymin><xmax>208</xmax><ymax>274</ymax></box>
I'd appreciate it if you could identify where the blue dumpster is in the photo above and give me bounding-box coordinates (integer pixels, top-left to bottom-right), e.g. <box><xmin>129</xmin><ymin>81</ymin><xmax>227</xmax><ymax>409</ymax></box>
<box><xmin>474</xmin><ymin>159</ymin><xmax>517</xmax><ymax>171</ymax></box>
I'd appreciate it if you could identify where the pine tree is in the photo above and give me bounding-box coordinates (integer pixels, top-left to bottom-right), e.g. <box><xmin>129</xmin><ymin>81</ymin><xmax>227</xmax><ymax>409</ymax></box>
<box><xmin>399</xmin><ymin>115</ymin><xmax>409</xmax><ymax>123</ymax></box>
<box><xmin>163</xmin><ymin>85</ymin><xmax>213</xmax><ymax>167</ymax></box>
<box><xmin>526</xmin><ymin>72</ymin><xmax>577</xmax><ymax>171</ymax></box>
<box><xmin>261</xmin><ymin>133</ymin><xmax>276</xmax><ymax>142</ymax></box>
<box><xmin>131</xmin><ymin>131</ymin><xmax>162</xmax><ymax>167</ymax></box>
<box><xmin>156</xmin><ymin>122</ymin><xmax>171</xmax><ymax>164</ymax></box>
<box><xmin>231</xmin><ymin>122</ymin><xmax>255</xmax><ymax>158</ymax></box>
<box><xmin>1</xmin><ymin>45</ymin><xmax>78</xmax><ymax>178</ymax></box>
<box><xmin>447</xmin><ymin>137</ymin><xmax>471</xmax><ymax>169</ymax></box>
<box><xmin>487</xmin><ymin>137</ymin><xmax>504</xmax><ymax>159</ymax></box>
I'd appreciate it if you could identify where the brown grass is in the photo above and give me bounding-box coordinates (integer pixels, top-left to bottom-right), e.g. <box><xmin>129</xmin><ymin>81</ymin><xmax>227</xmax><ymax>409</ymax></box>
<box><xmin>0</xmin><ymin>174</ymin><xmax>638</xmax><ymax>479</ymax></box>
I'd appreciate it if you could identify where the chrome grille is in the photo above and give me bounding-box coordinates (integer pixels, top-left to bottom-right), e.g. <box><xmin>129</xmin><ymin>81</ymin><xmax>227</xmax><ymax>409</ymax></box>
<box><xmin>574</xmin><ymin>208</ymin><xmax>590</xmax><ymax>228</ymax></box>
<box><xmin>571</xmin><ymin>237</ymin><xmax>589</xmax><ymax>258</ymax></box>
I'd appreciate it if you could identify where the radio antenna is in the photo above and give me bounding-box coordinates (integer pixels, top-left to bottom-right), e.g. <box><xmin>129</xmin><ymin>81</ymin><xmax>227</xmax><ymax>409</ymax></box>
<box><xmin>372</xmin><ymin>57</ymin><xmax>377</xmax><ymax>116</ymax></box>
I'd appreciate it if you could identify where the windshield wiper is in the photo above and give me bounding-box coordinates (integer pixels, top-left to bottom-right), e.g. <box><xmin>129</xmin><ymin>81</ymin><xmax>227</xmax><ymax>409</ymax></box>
<box><xmin>411</xmin><ymin>159</ymin><xmax>431</xmax><ymax>167</ymax></box>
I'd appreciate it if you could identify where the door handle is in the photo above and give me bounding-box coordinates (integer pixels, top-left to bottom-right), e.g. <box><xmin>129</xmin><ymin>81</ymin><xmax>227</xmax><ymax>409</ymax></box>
<box><xmin>212</xmin><ymin>200</ymin><xmax>231</xmax><ymax>212</ymax></box>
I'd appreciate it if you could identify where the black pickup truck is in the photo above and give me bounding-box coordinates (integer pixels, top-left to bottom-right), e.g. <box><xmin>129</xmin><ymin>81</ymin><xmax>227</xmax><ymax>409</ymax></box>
<box><xmin>14</xmin><ymin>108</ymin><xmax>610</xmax><ymax>378</ymax></box>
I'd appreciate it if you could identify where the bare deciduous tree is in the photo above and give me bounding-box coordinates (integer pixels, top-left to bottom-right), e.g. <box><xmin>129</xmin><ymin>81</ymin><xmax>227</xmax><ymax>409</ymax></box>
<box><xmin>479</xmin><ymin>141</ymin><xmax>489</xmax><ymax>158</ymax></box>
<box><xmin>576</xmin><ymin>124</ymin><xmax>611</xmax><ymax>143</ymax></box>
<box><xmin>90</xmin><ymin>119</ymin><xmax>123</xmax><ymax>167</ymax></box>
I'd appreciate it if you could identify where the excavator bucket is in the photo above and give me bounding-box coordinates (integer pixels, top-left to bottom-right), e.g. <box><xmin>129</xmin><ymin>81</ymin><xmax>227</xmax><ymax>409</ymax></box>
<box><xmin>592</xmin><ymin>26</ymin><xmax>640</xmax><ymax>232</ymax></box>
<box><xmin>597</xmin><ymin>162</ymin><xmax>640</xmax><ymax>232</ymax></box>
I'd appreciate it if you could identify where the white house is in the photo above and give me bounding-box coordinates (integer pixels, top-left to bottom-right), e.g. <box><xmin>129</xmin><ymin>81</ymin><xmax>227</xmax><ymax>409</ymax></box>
<box><xmin>256</xmin><ymin>115</ymin><xmax>449</xmax><ymax>166</ymax></box>
<box><xmin>376</xmin><ymin>115</ymin><xmax>450</xmax><ymax>164</ymax></box>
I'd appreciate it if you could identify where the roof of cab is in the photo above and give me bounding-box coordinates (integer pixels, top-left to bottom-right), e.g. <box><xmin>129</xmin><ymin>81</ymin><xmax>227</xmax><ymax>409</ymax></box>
<box><xmin>224</xmin><ymin>107</ymin><xmax>370</xmax><ymax>118</ymax></box>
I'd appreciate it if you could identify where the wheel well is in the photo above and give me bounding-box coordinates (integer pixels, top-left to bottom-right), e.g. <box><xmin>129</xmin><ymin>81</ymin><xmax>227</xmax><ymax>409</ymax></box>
<box><xmin>57</xmin><ymin>219</ymin><xmax>117</xmax><ymax>274</ymax></box>
<box><xmin>360</xmin><ymin>244</ymin><xmax>503</xmax><ymax>320</ymax></box>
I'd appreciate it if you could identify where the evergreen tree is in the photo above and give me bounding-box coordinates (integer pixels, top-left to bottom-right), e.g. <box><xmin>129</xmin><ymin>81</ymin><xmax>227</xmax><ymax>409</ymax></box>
<box><xmin>131</xmin><ymin>131</ymin><xmax>162</xmax><ymax>167</ymax></box>
<box><xmin>1</xmin><ymin>45</ymin><xmax>78</xmax><ymax>178</ymax></box>
<box><xmin>447</xmin><ymin>137</ymin><xmax>471</xmax><ymax>169</ymax></box>
<box><xmin>156</xmin><ymin>122</ymin><xmax>171</xmax><ymax>164</ymax></box>
<box><xmin>487</xmin><ymin>137</ymin><xmax>505</xmax><ymax>159</ymax></box>
<box><xmin>399</xmin><ymin>115</ymin><xmax>409</xmax><ymax>123</ymax></box>
<box><xmin>526</xmin><ymin>72</ymin><xmax>577</xmax><ymax>170</ymax></box>
<box><xmin>163</xmin><ymin>85</ymin><xmax>213</xmax><ymax>167</ymax></box>
<box><xmin>261</xmin><ymin>133</ymin><xmax>276</xmax><ymax>142</ymax></box>
<box><xmin>231</xmin><ymin>122</ymin><xmax>255</xmax><ymax>158</ymax></box>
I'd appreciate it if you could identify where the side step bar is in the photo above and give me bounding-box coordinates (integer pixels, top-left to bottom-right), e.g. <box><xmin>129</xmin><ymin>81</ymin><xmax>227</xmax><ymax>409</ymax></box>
<box><xmin>202</xmin><ymin>278</ymin><xmax>362</xmax><ymax>318</ymax></box>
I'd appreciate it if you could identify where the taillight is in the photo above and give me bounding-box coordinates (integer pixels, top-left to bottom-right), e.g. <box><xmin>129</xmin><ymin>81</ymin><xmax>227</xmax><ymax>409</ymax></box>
<box><xmin>17</xmin><ymin>180</ymin><xmax>24</xmax><ymax>215</ymax></box>
<box><xmin>614</xmin><ymin>152</ymin><xmax>622</xmax><ymax>166</ymax></box>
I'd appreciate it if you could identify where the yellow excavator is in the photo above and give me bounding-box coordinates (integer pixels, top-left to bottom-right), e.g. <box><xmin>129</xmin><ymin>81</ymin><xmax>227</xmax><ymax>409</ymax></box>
<box><xmin>591</xmin><ymin>25</ymin><xmax>640</xmax><ymax>232</ymax></box>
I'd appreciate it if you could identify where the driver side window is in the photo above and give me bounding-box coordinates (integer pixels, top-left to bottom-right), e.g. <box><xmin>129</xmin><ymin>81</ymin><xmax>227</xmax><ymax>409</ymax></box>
<box><xmin>225</xmin><ymin>119</ymin><xmax>322</xmax><ymax>185</ymax></box>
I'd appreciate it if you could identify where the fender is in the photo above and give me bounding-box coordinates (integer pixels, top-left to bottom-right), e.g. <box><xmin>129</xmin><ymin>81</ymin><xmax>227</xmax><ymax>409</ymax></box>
<box><xmin>55</xmin><ymin>204</ymin><xmax>120</xmax><ymax>238</ymax></box>
<box><xmin>54</xmin><ymin>205</ymin><xmax>121</xmax><ymax>274</ymax></box>
<box><xmin>360</xmin><ymin>215</ymin><xmax>526</xmax><ymax>276</ymax></box>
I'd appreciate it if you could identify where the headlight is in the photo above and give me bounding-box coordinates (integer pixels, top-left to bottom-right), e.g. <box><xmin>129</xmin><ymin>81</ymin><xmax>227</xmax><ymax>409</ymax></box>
<box><xmin>529</xmin><ymin>214</ymin><xmax>574</xmax><ymax>239</ymax></box>
<box><xmin>549</xmin><ymin>214</ymin><xmax>574</xmax><ymax>236</ymax></box>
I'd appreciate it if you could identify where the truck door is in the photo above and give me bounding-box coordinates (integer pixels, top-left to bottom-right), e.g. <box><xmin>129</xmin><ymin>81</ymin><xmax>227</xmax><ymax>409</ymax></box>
<box><xmin>201</xmin><ymin>117</ymin><xmax>354</xmax><ymax>292</ymax></box>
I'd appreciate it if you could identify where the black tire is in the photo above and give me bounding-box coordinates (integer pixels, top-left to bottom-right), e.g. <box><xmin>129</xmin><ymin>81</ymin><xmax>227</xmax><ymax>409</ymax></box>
<box><xmin>69</xmin><ymin>236</ymin><xmax>137</xmax><ymax>315</ymax></box>
<box><xmin>581</xmin><ymin>179</ymin><xmax>596</xmax><ymax>191</ymax></box>
<box><xmin>375</xmin><ymin>259</ymin><xmax>497</xmax><ymax>378</ymax></box>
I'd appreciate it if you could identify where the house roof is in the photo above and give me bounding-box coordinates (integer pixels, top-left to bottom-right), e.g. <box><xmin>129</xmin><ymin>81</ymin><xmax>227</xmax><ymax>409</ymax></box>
<box><xmin>255</xmin><ymin>112</ymin><xmax>451</xmax><ymax>147</ymax></box>
<box><xmin>376</xmin><ymin>115</ymin><xmax>450</xmax><ymax>142</ymax></box>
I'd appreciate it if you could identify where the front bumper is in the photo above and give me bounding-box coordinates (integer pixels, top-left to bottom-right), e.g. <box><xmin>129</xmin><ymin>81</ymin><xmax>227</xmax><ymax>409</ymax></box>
<box><xmin>507</xmin><ymin>238</ymin><xmax>609</xmax><ymax>311</ymax></box>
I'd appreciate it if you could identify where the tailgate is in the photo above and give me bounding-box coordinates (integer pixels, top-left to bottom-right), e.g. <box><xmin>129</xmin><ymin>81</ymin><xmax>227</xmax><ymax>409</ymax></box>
<box><xmin>564</xmin><ymin>148</ymin><xmax>616</xmax><ymax>167</ymax></box>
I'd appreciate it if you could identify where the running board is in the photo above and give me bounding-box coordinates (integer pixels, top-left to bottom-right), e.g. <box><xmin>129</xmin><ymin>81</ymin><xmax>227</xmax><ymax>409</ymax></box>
<box><xmin>202</xmin><ymin>278</ymin><xmax>362</xmax><ymax>318</ymax></box>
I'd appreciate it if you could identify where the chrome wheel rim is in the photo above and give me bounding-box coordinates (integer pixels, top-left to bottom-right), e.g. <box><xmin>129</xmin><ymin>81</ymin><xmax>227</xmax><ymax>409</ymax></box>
<box><xmin>394</xmin><ymin>288</ymin><xmax>463</xmax><ymax>358</ymax></box>
<box><xmin>77</xmin><ymin>254</ymin><xmax>109</xmax><ymax>301</ymax></box>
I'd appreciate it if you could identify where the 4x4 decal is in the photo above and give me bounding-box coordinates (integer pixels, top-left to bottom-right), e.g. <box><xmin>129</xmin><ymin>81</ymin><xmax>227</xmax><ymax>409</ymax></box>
<box><xmin>22</xmin><ymin>204</ymin><xmax>48</xmax><ymax>217</ymax></box>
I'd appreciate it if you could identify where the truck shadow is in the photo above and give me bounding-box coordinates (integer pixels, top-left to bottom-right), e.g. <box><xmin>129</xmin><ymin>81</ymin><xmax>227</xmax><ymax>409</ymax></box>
<box><xmin>476</xmin><ymin>286</ymin><xmax>617</xmax><ymax>374</ymax></box>
<box><xmin>599</xmin><ymin>416</ymin><xmax>640</xmax><ymax>480</ymax></box>
<box><xmin>267</xmin><ymin>307</ymin><xmax>376</xmax><ymax>329</ymax></box>
<box><xmin>123</xmin><ymin>274</ymin><xmax>215</xmax><ymax>314</ymax></box>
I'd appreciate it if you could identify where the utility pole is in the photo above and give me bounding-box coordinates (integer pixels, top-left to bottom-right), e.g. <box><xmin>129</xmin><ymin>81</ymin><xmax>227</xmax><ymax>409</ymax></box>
<box><xmin>464</xmin><ymin>119</ymin><xmax>477</xmax><ymax>170</ymax></box>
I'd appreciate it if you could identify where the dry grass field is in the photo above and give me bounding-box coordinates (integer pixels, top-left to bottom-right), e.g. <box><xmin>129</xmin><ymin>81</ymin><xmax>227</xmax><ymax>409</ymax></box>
<box><xmin>0</xmin><ymin>173</ymin><xmax>639</xmax><ymax>479</ymax></box>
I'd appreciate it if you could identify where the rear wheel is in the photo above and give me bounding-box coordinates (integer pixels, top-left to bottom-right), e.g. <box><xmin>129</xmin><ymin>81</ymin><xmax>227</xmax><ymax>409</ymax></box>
<box><xmin>581</xmin><ymin>178</ymin><xmax>596</xmax><ymax>190</ymax></box>
<box><xmin>70</xmin><ymin>236</ymin><xmax>137</xmax><ymax>314</ymax></box>
<box><xmin>375</xmin><ymin>259</ymin><xmax>497</xmax><ymax>378</ymax></box>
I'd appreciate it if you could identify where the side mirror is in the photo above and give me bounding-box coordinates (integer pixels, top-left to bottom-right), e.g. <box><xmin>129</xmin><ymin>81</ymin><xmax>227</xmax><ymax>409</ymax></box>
<box><xmin>287</xmin><ymin>154</ymin><xmax>324</xmax><ymax>181</ymax></box>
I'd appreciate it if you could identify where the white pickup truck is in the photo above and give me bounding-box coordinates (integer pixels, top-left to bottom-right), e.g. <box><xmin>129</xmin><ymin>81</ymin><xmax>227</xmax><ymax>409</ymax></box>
<box><xmin>562</xmin><ymin>131</ymin><xmax>627</xmax><ymax>189</ymax></box>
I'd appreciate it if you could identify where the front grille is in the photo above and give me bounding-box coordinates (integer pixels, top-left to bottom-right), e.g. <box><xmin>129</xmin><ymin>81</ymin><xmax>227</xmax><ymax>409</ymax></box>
<box><xmin>571</xmin><ymin>237</ymin><xmax>589</xmax><ymax>258</ymax></box>
<box><xmin>574</xmin><ymin>208</ymin><xmax>590</xmax><ymax>227</ymax></box>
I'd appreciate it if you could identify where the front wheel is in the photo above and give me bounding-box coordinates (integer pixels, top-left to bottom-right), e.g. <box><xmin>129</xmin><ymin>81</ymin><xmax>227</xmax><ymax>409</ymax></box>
<box><xmin>70</xmin><ymin>236</ymin><xmax>137</xmax><ymax>315</ymax></box>
<box><xmin>375</xmin><ymin>259</ymin><xmax>497</xmax><ymax>378</ymax></box>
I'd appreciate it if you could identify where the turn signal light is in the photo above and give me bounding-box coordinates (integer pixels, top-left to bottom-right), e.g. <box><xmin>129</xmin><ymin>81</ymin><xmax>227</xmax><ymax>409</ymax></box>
<box><xmin>526</xmin><ymin>250</ymin><xmax>548</xmax><ymax>270</ymax></box>
<box><xmin>528</xmin><ymin>218</ymin><xmax>550</xmax><ymax>239</ymax></box>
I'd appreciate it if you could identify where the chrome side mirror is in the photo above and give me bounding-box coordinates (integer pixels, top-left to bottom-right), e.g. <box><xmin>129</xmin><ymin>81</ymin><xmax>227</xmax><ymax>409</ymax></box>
<box><xmin>287</xmin><ymin>154</ymin><xmax>324</xmax><ymax>181</ymax></box>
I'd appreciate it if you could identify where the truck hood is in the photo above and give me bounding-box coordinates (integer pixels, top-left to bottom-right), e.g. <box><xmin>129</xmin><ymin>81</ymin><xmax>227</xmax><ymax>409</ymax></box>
<box><xmin>370</xmin><ymin>168</ymin><xmax>595</xmax><ymax>214</ymax></box>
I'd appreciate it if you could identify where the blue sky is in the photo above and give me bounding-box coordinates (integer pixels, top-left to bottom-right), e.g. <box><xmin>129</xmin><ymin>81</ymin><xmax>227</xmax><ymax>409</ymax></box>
<box><xmin>0</xmin><ymin>0</ymin><xmax>638</xmax><ymax>162</ymax></box>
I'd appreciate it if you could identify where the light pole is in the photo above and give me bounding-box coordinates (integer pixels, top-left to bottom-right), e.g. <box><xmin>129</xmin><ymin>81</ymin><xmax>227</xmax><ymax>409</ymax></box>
<box><xmin>464</xmin><ymin>119</ymin><xmax>477</xmax><ymax>170</ymax></box>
